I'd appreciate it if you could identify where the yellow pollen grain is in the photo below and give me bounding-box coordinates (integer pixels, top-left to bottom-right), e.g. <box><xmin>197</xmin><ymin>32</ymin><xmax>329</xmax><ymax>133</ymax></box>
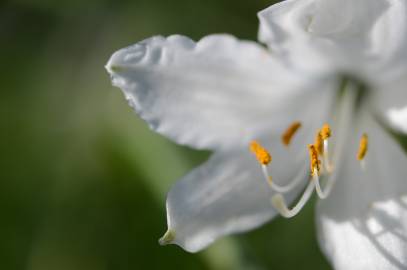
<box><xmin>282</xmin><ymin>121</ymin><xmax>302</xmax><ymax>146</ymax></box>
<box><xmin>321</xmin><ymin>123</ymin><xmax>332</xmax><ymax>140</ymax></box>
<box><xmin>308</xmin><ymin>144</ymin><xmax>321</xmax><ymax>176</ymax></box>
<box><xmin>314</xmin><ymin>130</ymin><xmax>324</xmax><ymax>155</ymax></box>
<box><xmin>250</xmin><ymin>141</ymin><xmax>272</xmax><ymax>165</ymax></box>
<box><xmin>357</xmin><ymin>133</ymin><xmax>368</xmax><ymax>161</ymax></box>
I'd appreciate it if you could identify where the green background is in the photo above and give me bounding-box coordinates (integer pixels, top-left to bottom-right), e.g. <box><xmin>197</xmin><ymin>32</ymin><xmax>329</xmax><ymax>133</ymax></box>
<box><xmin>2</xmin><ymin>0</ymin><xmax>331</xmax><ymax>269</ymax></box>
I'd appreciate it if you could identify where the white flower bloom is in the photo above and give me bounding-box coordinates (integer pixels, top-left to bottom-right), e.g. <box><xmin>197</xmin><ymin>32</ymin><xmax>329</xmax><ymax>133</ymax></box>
<box><xmin>105</xmin><ymin>0</ymin><xmax>407</xmax><ymax>269</ymax></box>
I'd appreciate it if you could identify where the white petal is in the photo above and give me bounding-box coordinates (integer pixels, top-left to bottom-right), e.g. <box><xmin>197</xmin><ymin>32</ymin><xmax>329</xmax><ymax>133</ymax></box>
<box><xmin>162</xmin><ymin>151</ymin><xmax>275</xmax><ymax>253</ymax></box>
<box><xmin>317</xmin><ymin>112</ymin><xmax>407</xmax><ymax>270</ymax></box>
<box><xmin>106</xmin><ymin>34</ymin><xmax>324</xmax><ymax>150</ymax></box>
<box><xmin>258</xmin><ymin>0</ymin><xmax>407</xmax><ymax>77</ymax></box>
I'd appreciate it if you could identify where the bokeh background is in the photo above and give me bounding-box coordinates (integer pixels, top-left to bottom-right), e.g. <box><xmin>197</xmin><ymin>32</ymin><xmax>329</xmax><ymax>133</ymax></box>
<box><xmin>2</xmin><ymin>0</ymin><xmax>332</xmax><ymax>269</ymax></box>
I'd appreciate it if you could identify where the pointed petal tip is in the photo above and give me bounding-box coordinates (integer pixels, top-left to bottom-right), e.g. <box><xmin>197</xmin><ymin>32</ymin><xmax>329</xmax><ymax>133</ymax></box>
<box><xmin>104</xmin><ymin>56</ymin><xmax>123</xmax><ymax>74</ymax></box>
<box><xmin>105</xmin><ymin>49</ymin><xmax>128</xmax><ymax>75</ymax></box>
<box><xmin>104</xmin><ymin>58</ymin><xmax>114</xmax><ymax>74</ymax></box>
<box><xmin>107</xmin><ymin>64</ymin><xmax>125</xmax><ymax>73</ymax></box>
<box><xmin>158</xmin><ymin>229</ymin><xmax>176</xmax><ymax>246</ymax></box>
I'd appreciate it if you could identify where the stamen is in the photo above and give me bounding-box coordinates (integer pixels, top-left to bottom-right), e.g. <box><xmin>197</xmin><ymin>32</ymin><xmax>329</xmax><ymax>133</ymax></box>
<box><xmin>250</xmin><ymin>141</ymin><xmax>272</xmax><ymax>165</ymax></box>
<box><xmin>319</xmin><ymin>123</ymin><xmax>333</xmax><ymax>173</ymax></box>
<box><xmin>281</xmin><ymin>121</ymin><xmax>302</xmax><ymax>146</ymax></box>
<box><xmin>271</xmin><ymin>144</ymin><xmax>323</xmax><ymax>218</ymax></box>
<box><xmin>357</xmin><ymin>133</ymin><xmax>368</xmax><ymax>161</ymax></box>
<box><xmin>308</xmin><ymin>144</ymin><xmax>321</xmax><ymax>176</ymax></box>
<box><xmin>250</xmin><ymin>141</ymin><xmax>304</xmax><ymax>193</ymax></box>
<box><xmin>321</xmin><ymin>123</ymin><xmax>332</xmax><ymax>140</ymax></box>
<box><xmin>314</xmin><ymin>83</ymin><xmax>359</xmax><ymax>201</ymax></box>
<box><xmin>271</xmin><ymin>180</ymin><xmax>315</xmax><ymax>218</ymax></box>
<box><xmin>314</xmin><ymin>131</ymin><xmax>324</xmax><ymax>155</ymax></box>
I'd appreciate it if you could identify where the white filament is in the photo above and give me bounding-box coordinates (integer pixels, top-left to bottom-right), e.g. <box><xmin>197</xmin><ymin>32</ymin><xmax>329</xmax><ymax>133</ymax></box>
<box><xmin>261</xmin><ymin>165</ymin><xmax>306</xmax><ymax>193</ymax></box>
<box><xmin>360</xmin><ymin>159</ymin><xmax>366</xmax><ymax>171</ymax></box>
<box><xmin>271</xmin><ymin>179</ymin><xmax>315</xmax><ymax>218</ymax></box>
<box><xmin>323</xmin><ymin>139</ymin><xmax>333</xmax><ymax>173</ymax></box>
<box><xmin>314</xmin><ymin>173</ymin><xmax>330</xmax><ymax>199</ymax></box>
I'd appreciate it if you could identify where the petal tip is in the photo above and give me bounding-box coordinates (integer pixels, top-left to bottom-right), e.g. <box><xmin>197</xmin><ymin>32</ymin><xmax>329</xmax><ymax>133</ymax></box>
<box><xmin>106</xmin><ymin>63</ymin><xmax>125</xmax><ymax>74</ymax></box>
<box><xmin>105</xmin><ymin>54</ymin><xmax>125</xmax><ymax>75</ymax></box>
<box><xmin>158</xmin><ymin>229</ymin><xmax>176</xmax><ymax>246</ymax></box>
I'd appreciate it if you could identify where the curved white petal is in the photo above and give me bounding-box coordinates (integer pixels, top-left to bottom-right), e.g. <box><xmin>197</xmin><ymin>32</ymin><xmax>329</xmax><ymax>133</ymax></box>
<box><xmin>106</xmin><ymin>34</ymin><xmax>326</xmax><ymax>151</ymax></box>
<box><xmin>258</xmin><ymin>0</ymin><xmax>407</xmax><ymax>77</ymax></box>
<box><xmin>317</xmin><ymin>112</ymin><xmax>407</xmax><ymax>270</ymax></box>
<box><xmin>162</xmin><ymin>151</ymin><xmax>276</xmax><ymax>253</ymax></box>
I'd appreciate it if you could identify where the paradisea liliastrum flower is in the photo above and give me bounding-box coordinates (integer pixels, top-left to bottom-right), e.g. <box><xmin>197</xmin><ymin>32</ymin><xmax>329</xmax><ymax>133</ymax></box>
<box><xmin>106</xmin><ymin>0</ymin><xmax>407</xmax><ymax>269</ymax></box>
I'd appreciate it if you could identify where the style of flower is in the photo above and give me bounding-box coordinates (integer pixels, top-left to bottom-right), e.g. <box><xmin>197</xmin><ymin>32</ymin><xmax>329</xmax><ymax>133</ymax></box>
<box><xmin>106</xmin><ymin>0</ymin><xmax>407</xmax><ymax>269</ymax></box>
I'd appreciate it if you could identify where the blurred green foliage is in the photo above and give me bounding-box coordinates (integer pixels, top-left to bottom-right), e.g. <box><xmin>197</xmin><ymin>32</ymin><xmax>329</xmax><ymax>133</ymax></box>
<box><xmin>1</xmin><ymin>0</ymin><xmax>332</xmax><ymax>269</ymax></box>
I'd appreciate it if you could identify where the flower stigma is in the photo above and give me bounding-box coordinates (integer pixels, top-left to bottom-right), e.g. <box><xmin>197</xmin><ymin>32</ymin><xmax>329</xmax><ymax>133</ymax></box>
<box><xmin>282</xmin><ymin>121</ymin><xmax>302</xmax><ymax>146</ymax></box>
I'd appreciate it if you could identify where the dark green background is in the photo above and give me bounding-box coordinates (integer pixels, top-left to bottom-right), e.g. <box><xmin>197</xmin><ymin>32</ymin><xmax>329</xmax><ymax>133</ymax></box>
<box><xmin>2</xmin><ymin>0</ymin><xmax>331</xmax><ymax>269</ymax></box>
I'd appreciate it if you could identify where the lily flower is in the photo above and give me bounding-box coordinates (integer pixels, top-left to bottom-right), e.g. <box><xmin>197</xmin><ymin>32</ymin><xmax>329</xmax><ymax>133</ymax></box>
<box><xmin>105</xmin><ymin>0</ymin><xmax>407</xmax><ymax>268</ymax></box>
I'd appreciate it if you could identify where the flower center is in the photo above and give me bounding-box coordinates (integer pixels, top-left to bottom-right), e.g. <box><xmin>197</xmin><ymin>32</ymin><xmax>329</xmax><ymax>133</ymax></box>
<box><xmin>249</xmin><ymin>79</ymin><xmax>371</xmax><ymax>218</ymax></box>
<box><xmin>250</xmin><ymin>120</ymin><xmax>369</xmax><ymax>218</ymax></box>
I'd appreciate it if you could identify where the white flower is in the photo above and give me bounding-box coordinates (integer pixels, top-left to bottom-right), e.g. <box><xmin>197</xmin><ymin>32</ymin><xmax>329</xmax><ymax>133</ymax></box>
<box><xmin>105</xmin><ymin>0</ymin><xmax>407</xmax><ymax>269</ymax></box>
